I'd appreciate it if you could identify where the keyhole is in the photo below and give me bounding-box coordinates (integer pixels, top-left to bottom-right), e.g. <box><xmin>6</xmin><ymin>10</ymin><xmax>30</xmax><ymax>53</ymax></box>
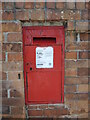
<box><xmin>30</xmin><ymin>67</ymin><xmax>32</xmax><ymax>71</ymax></box>
<box><xmin>18</xmin><ymin>73</ymin><xmax>21</xmax><ymax>80</ymax></box>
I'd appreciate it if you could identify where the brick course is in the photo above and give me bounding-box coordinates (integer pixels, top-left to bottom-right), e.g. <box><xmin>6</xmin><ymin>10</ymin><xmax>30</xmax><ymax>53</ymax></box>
<box><xmin>1</xmin><ymin>1</ymin><xmax>89</xmax><ymax>119</ymax></box>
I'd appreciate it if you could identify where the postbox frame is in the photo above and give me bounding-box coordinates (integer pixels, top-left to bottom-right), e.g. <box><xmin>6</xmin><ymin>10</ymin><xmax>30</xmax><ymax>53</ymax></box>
<box><xmin>23</xmin><ymin>26</ymin><xmax>65</xmax><ymax>104</ymax></box>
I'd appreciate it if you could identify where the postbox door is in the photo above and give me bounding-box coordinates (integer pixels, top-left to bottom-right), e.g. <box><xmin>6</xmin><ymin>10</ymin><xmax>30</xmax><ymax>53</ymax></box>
<box><xmin>25</xmin><ymin>45</ymin><xmax>62</xmax><ymax>104</ymax></box>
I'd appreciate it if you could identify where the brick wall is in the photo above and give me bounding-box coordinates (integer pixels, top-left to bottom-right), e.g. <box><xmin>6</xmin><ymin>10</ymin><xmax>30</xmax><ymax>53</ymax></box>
<box><xmin>1</xmin><ymin>1</ymin><xmax>89</xmax><ymax>119</ymax></box>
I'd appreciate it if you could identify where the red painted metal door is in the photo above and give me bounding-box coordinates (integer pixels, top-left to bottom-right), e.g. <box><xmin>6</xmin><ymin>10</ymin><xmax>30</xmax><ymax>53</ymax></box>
<box><xmin>23</xmin><ymin>26</ymin><xmax>65</xmax><ymax>104</ymax></box>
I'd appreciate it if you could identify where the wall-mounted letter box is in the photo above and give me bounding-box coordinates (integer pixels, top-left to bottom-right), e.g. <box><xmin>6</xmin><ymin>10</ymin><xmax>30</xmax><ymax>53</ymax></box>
<box><xmin>23</xmin><ymin>26</ymin><xmax>65</xmax><ymax>104</ymax></box>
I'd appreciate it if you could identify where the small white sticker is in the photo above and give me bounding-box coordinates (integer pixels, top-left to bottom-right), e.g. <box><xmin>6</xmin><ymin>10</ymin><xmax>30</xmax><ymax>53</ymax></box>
<box><xmin>36</xmin><ymin>47</ymin><xmax>53</xmax><ymax>68</ymax></box>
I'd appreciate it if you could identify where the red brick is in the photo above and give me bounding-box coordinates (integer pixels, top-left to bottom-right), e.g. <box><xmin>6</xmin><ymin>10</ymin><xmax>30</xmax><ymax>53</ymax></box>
<box><xmin>81</xmin><ymin>10</ymin><xmax>88</xmax><ymax>20</ymax></box>
<box><xmin>65</xmin><ymin>77</ymin><xmax>88</xmax><ymax>85</ymax></box>
<box><xmin>2</xmin><ymin>43</ymin><xmax>21</xmax><ymax>52</ymax></box>
<box><xmin>28</xmin><ymin>105</ymin><xmax>38</xmax><ymax>110</ymax></box>
<box><xmin>66</xmin><ymin>2</ymin><xmax>75</xmax><ymax>9</ymax></box>
<box><xmin>76</xmin><ymin>22</ymin><xmax>88</xmax><ymax>31</ymax></box>
<box><xmin>24</xmin><ymin>2</ymin><xmax>34</xmax><ymax>9</ymax></box>
<box><xmin>65</xmin><ymin>85</ymin><xmax>77</xmax><ymax>93</ymax></box>
<box><xmin>77</xmin><ymin>68</ymin><xmax>89</xmax><ymax>76</ymax></box>
<box><xmin>16</xmin><ymin>10</ymin><xmax>29</xmax><ymax>20</ymax></box>
<box><xmin>5</xmin><ymin>2</ymin><xmax>14</xmax><ymax>10</ymax></box>
<box><xmin>8</xmin><ymin>72</ymin><xmax>23</xmax><ymax>81</ymax></box>
<box><xmin>66</xmin><ymin>32</ymin><xmax>75</xmax><ymax>43</ymax></box>
<box><xmin>79</xmin><ymin>51</ymin><xmax>89</xmax><ymax>59</ymax></box>
<box><xmin>80</xmin><ymin>33</ymin><xmax>88</xmax><ymax>41</ymax></box>
<box><xmin>2</xmin><ymin>62</ymin><xmax>23</xmax><ymax>71</ymax></box>
<box><xmin>15</xmin><ymin>2</ymin><xmax>24</xmax><ymax>9</ymax></box>
<box><xmin>65</xmin><ymin>93</ymin><xmax>88</xmax><ymax>100</ymax></box>
<box><xmin>86</xmin><ymin>2</ymin><xmax>90</xmax><ymax>9</ymax></box>
<box><xmin>31</xmin><ymin>9</ymin><xmax>45</xmax><ymax>21</ymax></box>
<box><xmin>7</xmin><ymin>33</ymin><xmax>22</xmax><ymax>42</ymax></box>
<box><xmin>67</xmin><ymin>21</ymin><xmax>74</xmax><ymax>30</ymax></box>
<box><xmin>65</xmin><ymin>69</ymin><xmax>77</xmax><ymax>77</ymax></box>
<box><xmin>2</xmin><ymin>81</ymin><xmax>24</xmax><ymax>92</ymax></box>
<box><xmin>2</xmin><ymin>106</ymin><xmax>10</xmax><ymax>114</ymax></box>
<box><xmin>11</xmin><ymin>106</ymin><xmax>24</xmax><ymax>115</ymax></box>
<box><xmin>10</xmin><ymin>89</ymin><xmax>22</xmax><ymax>97</ymax></box>
<box><xmin>78</xmin><ymin>84</ymin><xmax>88</xmax><ymax>93</ymax></box>
<box><xmin>66</xmin><ymin>60</ymin><xmax>88</xmax><ymax>68</ymax></box>
<box><xmin>35</xmin><ymin>2</ymin><xmax>45</xmax><ymax>8</ymax></box>
<box><xmin>2</xmin><ymin>52</ymin><xmax>5</xmax><ymax>61</ymax></box>
<box><xmin>2</xmin><ymin>90</ymin><xmax>7</xmax><ymax>97</ymax></box>
<box><xmin>2</xmin><ymin>98</ymin><xmax>25</xmax><ymax>106</ymax></box>
<box><xmin>76</xmin><ymin>2</ymin><xmax>85</xmax><ymax>10</ymax></box>
<box><xmin>2</xmin><ymin>11</ymin><xmax>14</xmax><ymax>20</ymax></box>
<box><xmin>65</xmin><ymin>52</ymin><xmax>77</xmax><ymax>59</ymax></box>
<box><xmin>2</xmin><ymin>2</ymin><xmax>5</xmax><ymax>10</ymax></box>
<box><xmin>56</xmin><ymin>2</ymin><xmax>65</xmax><ymax>9</ymax></box>
<box><xmin>8</xmin><ymin>53</ymin><xmax>23</xmax><ymax>61</ymax></box>
<box><xmin>28</xmin><ymin>110</ymin><xmax>43</xmax><ymax>116</ymax></box>
<box><xmin>2</xmin><ymin>72</ymin><xmax>7</xmax><ymax>80</ymax></box>
<box><xmin>46</xmin><ymin>9</ymin><xmax>60</xmax><ymax>21</ymax></box>
<box><xmin>46</xmin><ymin>2</ymin><xmax>55</xmax><ymax>8</ymax></box>
<box><xmin>2</xmin><ymin>22</ymin><xmax>21</xmax><ymax>32</ymax></box>
<box><xmin>44</xmin><ymin>109</ymin><xmax>57</xmax><ymax>117</ymax></box>
<box><xmin>75</xmin><ymin>10</ymin><xmax>81</xmax><ymax>20</ymax></box>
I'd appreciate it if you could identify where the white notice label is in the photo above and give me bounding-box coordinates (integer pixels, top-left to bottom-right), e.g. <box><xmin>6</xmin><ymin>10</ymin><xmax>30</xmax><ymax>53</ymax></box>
<box><xmin>36</xmin><ymin>47</ymin><xmax>53</xmax><ymax>68</ymax></box>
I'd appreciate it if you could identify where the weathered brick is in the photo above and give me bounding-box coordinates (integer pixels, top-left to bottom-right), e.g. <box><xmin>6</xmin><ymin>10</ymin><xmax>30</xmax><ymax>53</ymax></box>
<box><xmin>2</xmin><ymin>43</ymin><xmax>21</xmax><ymax>52</ymax></box>
<box><xmin>2</xmin><ymin>72</ymin><xmax>7</xmax><ymax>80</ymax></box>
<box><xmin>66</xmin><ymin>60</ymin><xmax>88</xmax><ymax>68</ymax></box>
<box><xmin>2</xmin><ymin>90</ymin><xmax>7</xmax><ymax>97</ymax></box>
<box><xmin>65</xmin><ymin>69</ymin><xmax>77</xmax><ymax>77</ymax></box>
<box><xmin>2</xmin><ymin>11</ymin><xmax>14</xmax><ymax>20</ymax></box>
<box><xmin>65</xmin><ymin>52</ymin><xmax>77</xmax><ymax>59</ymax></box>
<box><xmin>31</xmin><ymin>9</ymin><xmax>45</xmax><ymax>21</ymax></box>
<box><xmin>65</xmin><ymin>85</ymin><xmax>77</xmax><ymax>93</ymax></box>
<box><xmin>66</xmin><ymin>2</ymin><xmax>75</xmax><ymax>9</ymax></box>
<box><xmin>16</xmin><ymin>10</ymin><xmax>29</xmax><ymax>21</ymax></box>
<box><xmin>78</xmin><ymin>84</ymin><xmax>88</xmax><ymax>93</ymax></box>
<box><xmin>15</xmin><ymin>2</ymin><xmax>24</xmax><ymax>9</ymax></box>
<box><xmin>8</xmin><ymin>72</ymin><xmax>23</xmax><ymax>81</ymax></box>
<box><xmin>67</xmin><ymin>21</ymin><xmax>74</xmax><ymax>30</ymax></box>
<box><xmin>2</xmin><ymin>52</ymin><xmax>5</xmax><ymax>61</ymax></box>
<box><xmin>10</xmin><ymin>89</ymin><xmax>23</xmax><ymax>97</ymax></box>
<box><xmin>80</xmin><ymin>33</ymin><xmax>88</xmax><ymax>41</ymax></box>
<box><xmin>35</xmin><ymin>2</ymin><xmax>45</xmax><ymax>8</ymax></box>
<box><xmin>76</xmin><ymin>2</ymin><xmax>85</xmax><ymax>10</ymax></box>
<box><xmin>2</xmin><ymin>62</ymin><xmax>23</xmax><ymax>71</ymax></box>
<box><xmin>65</xmin><ymin>93</ymin><xmax>88</xmax><ymax>100</ymax></box>
<box><xmin>11</xmin><ymin>106</ymin><xmax>24</xmax><ymax>115</ymax></box>
<box><xmin>75</xmin><ymin>10</ymin><xmax>81</xmax><ymax>20</ymax></box>
<box><xmin>46</xmin><ymin>9</ymin><xmax>60</xmax><ymax>21</ymax></box>
<box><xmin>86</xmin><ymin>2</ymin><xmax>90</xmax><ymax>9</ymax></box>
<box><xmin>2</xmin><ymin>2</ymin><xmax>5</xmax><ymax>10</ymax></box>
<box><xmin>2</xmin><ymin>22</ymin><xmax>21</xmax><ymax>32</ymax></box>
<box><xmin>5</xmin><ymin>2</ymin><xmax>14</xmax><ymax>10</ymax></box>
<box><xmin>2</xmin><ymin>106</ymin><xmax>10</xmax><ymax>114</ymax></box>
<box><xmin>2</xmin><ymin>81</ymin><xmax>24</xmax><ymax>93</ymax></box>
<box><xmin>56</xmin><ymin>2</ymin><xmax>65</xmax><ymax>9</ymax></box>
<box><xmin>81</xmin><ymin>10</ymin><xmax>88</xmax><ymax>20</ymax></box>
<box><xmin>2</xmin><ymin>98</ymin><xmax>25</xmax><ymax>106</ymax></box>
<box><xmin>7</xmin><ymin>33</ymin><xmax>22</xmax><ymax>42</ymax></box>
<box><xmin>46</xmin><ymin>2</ymin><xmax>55</xmax><ymax>8</ymax></box>
<box><xmin>77</xmin><ymin>68</ymin><xmax>89</xmax><ymax>76</ymax></box>
<box><xmin>66</xmin><ymin>32</ymin><xmax>75</xmax><ymax>43</ymax></box>
<box><xmin>28</xmin><ymin>105</ymin><xmax>38</xmax><ymax>110</ymax></box>
<box><xmin>28</xmin><ymin>110</ymin><xmax>43</xmax><ymax>116</ymax></box>
<box><xmin>24</xmin><ymin>2</ymin><xmax>34</xmax><ymax>9</ymax></box>
<box><xmin>65</xmin><ymin>77</ymin><xmax>88</xmax><ymax>85</ymax></box>
<box><xmin>79</xmin><ymin>51</ymin><xmax>90</xmax><ymax>59</ymax></box>
<box><xmin>8</xmin><ymin>53</ymin><xmax>23</xmax><ymax>61</ymax></box>
<box><xmin>66</xmin><ymin>42</ymin><xmax>89</xmax><ymax>50</ymax></box>
<box><xmin>76</xmin><ymin>21</ymin><xmax>88</xmax><ymax>31</ymax></box>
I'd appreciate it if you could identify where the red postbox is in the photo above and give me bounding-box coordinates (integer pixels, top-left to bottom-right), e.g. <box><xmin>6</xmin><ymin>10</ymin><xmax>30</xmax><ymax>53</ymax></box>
<box><xmin>23</xmin><ymin>26</ymin><xmax>65</xmax><ymax>104</ymax></box>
